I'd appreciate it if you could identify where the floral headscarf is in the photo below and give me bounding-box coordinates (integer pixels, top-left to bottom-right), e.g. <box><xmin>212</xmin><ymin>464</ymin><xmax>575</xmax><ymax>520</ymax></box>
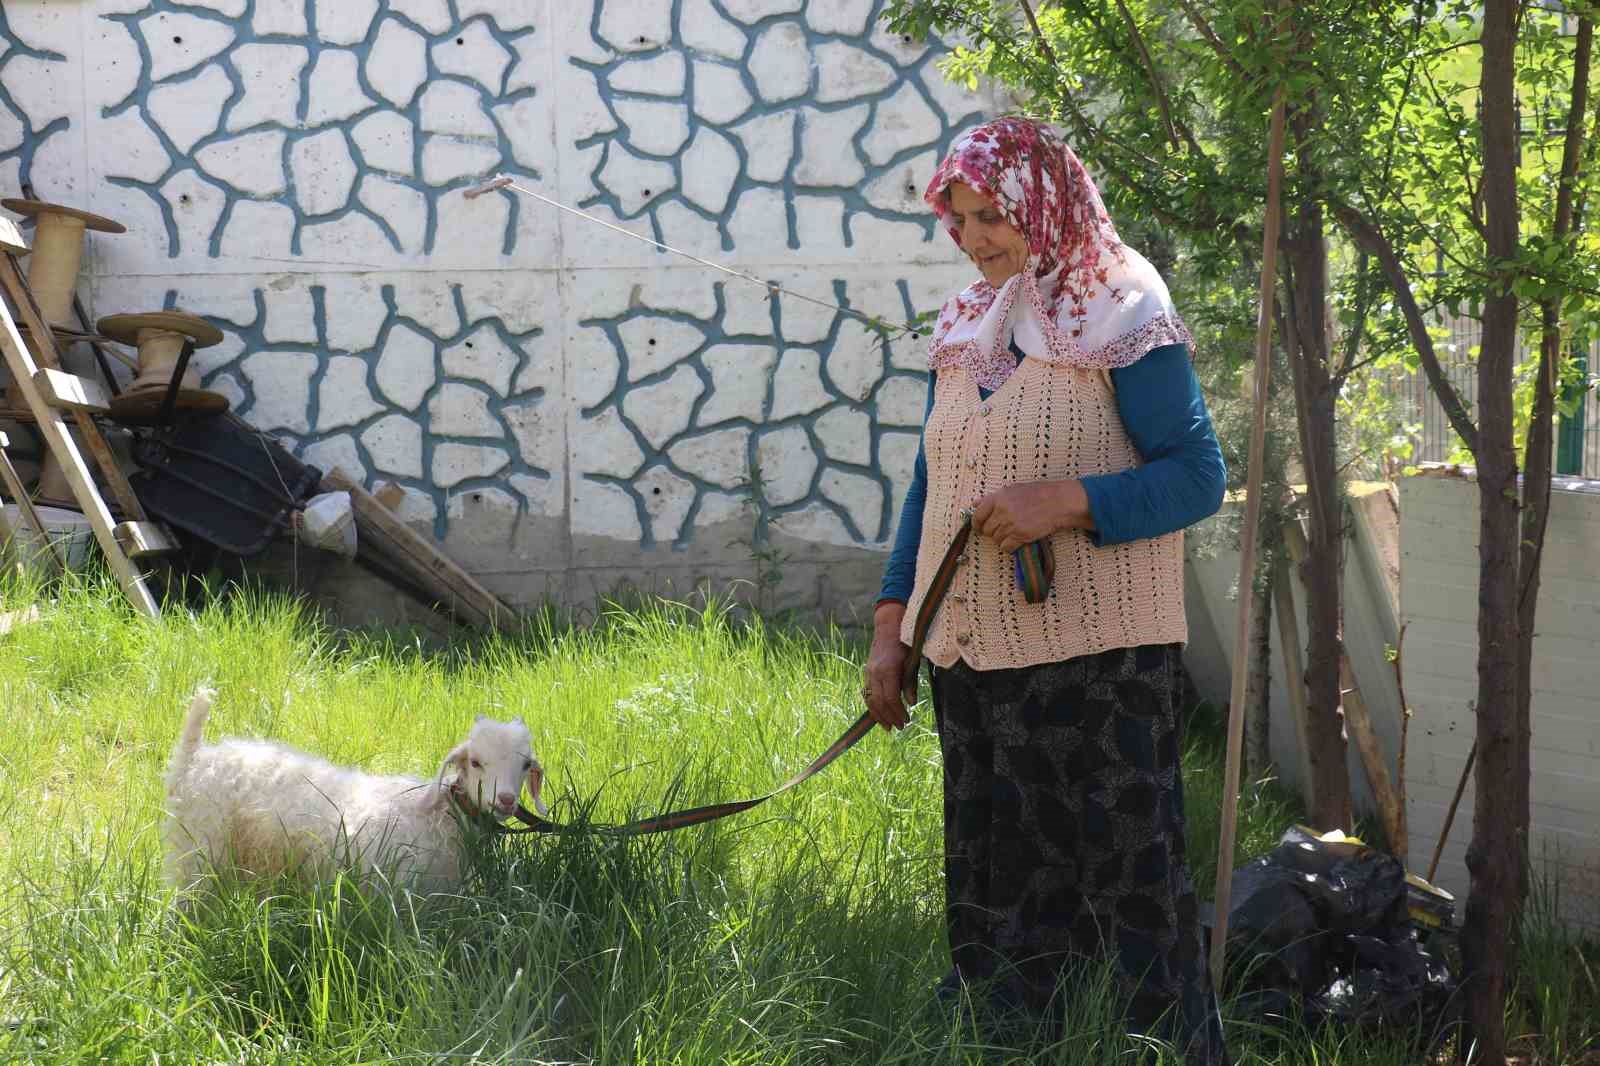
<box><xmin>924</xmin><ymin>117</ymin><xmax>1191</xmax><ymax>390</ymax></box>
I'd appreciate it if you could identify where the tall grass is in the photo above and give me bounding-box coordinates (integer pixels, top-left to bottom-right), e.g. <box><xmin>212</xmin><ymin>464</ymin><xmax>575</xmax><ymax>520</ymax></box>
<box><xmin>0</xmin><ymin>568</ymin><xmax>1592</xmax><ymax>1064</ymax></box>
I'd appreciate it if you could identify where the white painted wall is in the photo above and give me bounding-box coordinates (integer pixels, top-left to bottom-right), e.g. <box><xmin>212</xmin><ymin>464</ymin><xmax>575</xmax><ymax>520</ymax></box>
<box><xmin>1398</xmin><ymin>471</ymin><xmax>1600</xmax><ymax>935</ymax></box>
<box><xmin>1183</xmin><ymin>485</ymin><xmax>1407</xmax><ymax>822</ymax></box>
<box><xmin>1188</xmin><ymin>476</ymin><xmax>1599</xmax><ymax>934</ymax></box>
<box><xmin>0</xmin><ymin>0</ymin><xmax>997</xmax><ymax>613</ymax></box>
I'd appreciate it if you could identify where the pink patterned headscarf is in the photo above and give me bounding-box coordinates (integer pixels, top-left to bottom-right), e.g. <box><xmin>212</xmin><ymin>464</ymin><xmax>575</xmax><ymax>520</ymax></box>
<box><xmin>924</xmin><ymin>117</ymin><xmax>1191</xmax><ymax>390</ymax></box>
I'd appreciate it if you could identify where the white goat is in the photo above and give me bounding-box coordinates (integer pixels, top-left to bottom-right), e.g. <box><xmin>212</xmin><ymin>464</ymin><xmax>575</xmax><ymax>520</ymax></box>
<box><xmin>162</xmin><ymin>687</ymin><xmax>549</xmax><ymax>895</ymax></box>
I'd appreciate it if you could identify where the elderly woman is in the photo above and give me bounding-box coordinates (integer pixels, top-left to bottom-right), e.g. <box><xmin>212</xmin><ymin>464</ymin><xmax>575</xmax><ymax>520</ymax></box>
<box><xmin>863</xmin><ymin>117</ymin><xmax>1229</xmax><ymax>1063</ymax></box>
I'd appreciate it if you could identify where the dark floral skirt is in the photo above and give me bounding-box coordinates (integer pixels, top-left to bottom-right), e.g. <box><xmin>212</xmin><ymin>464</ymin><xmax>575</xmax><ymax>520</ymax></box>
<box><xmin>929</xmin><ymin>642</ymin><xmax>1229</xmax><ymax>1065</ymax></box>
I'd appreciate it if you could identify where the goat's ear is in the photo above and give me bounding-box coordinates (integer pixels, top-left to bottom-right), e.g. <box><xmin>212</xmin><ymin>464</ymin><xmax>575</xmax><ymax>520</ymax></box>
<box><xmin>474</xmin><ymin>713</ymin><xmax>486</xmax><ymax>723</ymax></box>
<box><xmin>526</xmin><ymin>760</ymin><xmax>549</xmax><ymax>817</ymax></box>
<box><xmin>435</xmin><ymin>742</ymin><xmax>469</xmax><ymax>789</ymax></box>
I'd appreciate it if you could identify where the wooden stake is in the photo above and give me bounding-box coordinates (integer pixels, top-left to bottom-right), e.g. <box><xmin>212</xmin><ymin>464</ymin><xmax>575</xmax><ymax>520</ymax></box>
<box><xmin>1428</xmin><ymin>738</ymin><xmax>1476</xmax><ymax>884</ymax></box>
<box><xmin>1271</xmin><ymin>554</ymin><xmax>1316</xmax><ymax>815</ymax></box>
<box><xmin>1392</xmin><ymin>622</ymin><xmax>1411</xmax><ymax>864</ymax></box>
<box><xmin>1210</xmin><ymin>80</ymin><xmax>1288</xmax><ymax>992</ymax></box>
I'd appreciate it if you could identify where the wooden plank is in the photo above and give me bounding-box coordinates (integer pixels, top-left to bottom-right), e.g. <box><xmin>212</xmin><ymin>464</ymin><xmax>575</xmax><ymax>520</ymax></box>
<box><xmin>352</xmin><ymin>518</ymin><xmax>495</xmax><ymax>631</ymax></box>
<box><xmin>323</xmin><ymin>468</ymin><xmax>515</xmax><ymax>632</ymax></box>
<box><xmin>1341</xmin><ymin>657</ymin><xmax>1407</xmax><ymax>861</ymax></box>
<box><xmin>34</xmin><ymin>366</ymin><xmax>110</xmax><ymax>413</ymax></box>
<box><xmin>0</xmin><ymin>264</ymin><xmax>158</xmax><ymax>617</ymax></box>
<box><xmin>0</xmin><ymin>437</ymin><xmax>63</xmax><ymax>573</ymax></box>
<box><xmin>373</xmin><ymin>480</ymin><xmax>406</xmax><ymax>510</ymax></box>
<box><xmin>0</xmin><ymin>605</ymin><xmax>41</xmax><ymax>636</ymax></box>
<box><xmin>352</xmin><ymin>505</ymin><xmax>498</xmax><ymax>631</ymax></box>
<box><xmin>114</xmin><ymin>520</ymin><xmax>178</xmax><ymax>557</ymax></box>
<box><xmin>0</xmin><ymin>217</ymin><xmax>26</xmax><ymax>257</ymax></box>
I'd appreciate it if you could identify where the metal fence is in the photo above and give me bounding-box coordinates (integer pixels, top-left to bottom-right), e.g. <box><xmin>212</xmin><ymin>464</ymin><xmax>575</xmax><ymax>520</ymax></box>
<box><xmin>1387</xmin><ymin>315</ymin><xmax>1600</xmax><ymax>479</ymax></box>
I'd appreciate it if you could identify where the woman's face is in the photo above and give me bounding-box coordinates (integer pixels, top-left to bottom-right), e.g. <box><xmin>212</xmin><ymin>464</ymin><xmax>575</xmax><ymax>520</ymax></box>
<box><xmin>947</xmin><ymin>181</ymin><xmax>1030</xmax><ymax>288</ymax></box>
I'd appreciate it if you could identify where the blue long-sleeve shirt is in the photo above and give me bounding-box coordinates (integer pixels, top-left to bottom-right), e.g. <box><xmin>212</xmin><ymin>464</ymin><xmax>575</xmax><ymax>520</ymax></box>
<box><xmin>877</xmin><ymin>341</ymin><xmax>1225</xmax><ymax>605</ymax></box>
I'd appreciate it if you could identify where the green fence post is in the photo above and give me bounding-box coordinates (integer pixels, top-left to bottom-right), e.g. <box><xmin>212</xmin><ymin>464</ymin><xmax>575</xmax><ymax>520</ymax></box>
<box><xmin>1556</xmin><ymin>344</ymin><xmax>1587</xmax><ymax>476</ymax></box>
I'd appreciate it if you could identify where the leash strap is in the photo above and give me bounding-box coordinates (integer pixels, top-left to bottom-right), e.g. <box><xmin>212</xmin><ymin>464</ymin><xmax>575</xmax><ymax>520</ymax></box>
<box><xmin>481</xmin><ymin>514</ymin><xmax>975</xmax><ymax>838</ymax></box>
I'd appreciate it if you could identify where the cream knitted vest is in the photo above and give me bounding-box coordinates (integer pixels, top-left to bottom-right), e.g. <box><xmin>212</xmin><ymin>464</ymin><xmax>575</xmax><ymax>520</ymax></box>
<box><xmin>899</xmin><ymin>356</ymin><xmax>1187</xmax><ymax>671</ymax></box>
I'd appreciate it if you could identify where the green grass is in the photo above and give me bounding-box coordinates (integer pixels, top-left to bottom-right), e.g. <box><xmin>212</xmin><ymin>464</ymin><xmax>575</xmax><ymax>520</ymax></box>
<box><xmin>0</xmin><ymin>567</ymin><xmax>1593</xmax><ymax>1064</ymax></box>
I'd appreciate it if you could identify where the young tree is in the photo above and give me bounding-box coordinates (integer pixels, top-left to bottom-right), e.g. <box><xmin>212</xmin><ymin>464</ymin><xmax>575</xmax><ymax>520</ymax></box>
<box><xmin>1513</xmin><ymin>10</ymin><xmax>1592</xmax><ymax>923</ymax></box>
<box><xmin>1333</xmin><ymin>4</ymin><xmax>1597</xmax><ymax>1053</ymax></box>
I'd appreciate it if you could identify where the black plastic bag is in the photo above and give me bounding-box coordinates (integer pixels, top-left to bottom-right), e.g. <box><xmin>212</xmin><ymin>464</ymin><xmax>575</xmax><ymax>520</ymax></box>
<box><xmin>1219</xmin><ymin>827</ymin><xmax>1457</xmax><ymax>1040</ymax></box>
<box><xmin>1225</xmin><ymin>829</ymin><xmax>1408</xmax><ymax>990</ymax></box>
<box><xmin>1310</xmin><ymin>932</ymin><xmax>1458</xmax><ymax>1029</ymax></box>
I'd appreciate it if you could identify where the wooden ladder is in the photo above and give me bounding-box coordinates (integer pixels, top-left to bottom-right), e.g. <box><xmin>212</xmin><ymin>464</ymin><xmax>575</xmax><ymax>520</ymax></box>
<box><xmin>0</xmin><ymin>215</ymin><xmax>175</xmax><ymax>618</ymax></box>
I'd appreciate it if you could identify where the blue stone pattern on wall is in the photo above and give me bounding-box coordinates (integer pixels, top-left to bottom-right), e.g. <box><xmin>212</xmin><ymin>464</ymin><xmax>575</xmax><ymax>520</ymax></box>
<box><xmin>0</xmin><ymin>0</ymin><xmax>987</xmax><ymax>549</ymax></box>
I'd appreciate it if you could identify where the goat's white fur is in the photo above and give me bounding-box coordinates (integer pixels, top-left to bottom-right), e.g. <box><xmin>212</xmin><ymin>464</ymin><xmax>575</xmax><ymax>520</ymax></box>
<box><xmin>162</xmin><ymin>687</ymin><xmax>548</xmax><ymax>895</ymax></box>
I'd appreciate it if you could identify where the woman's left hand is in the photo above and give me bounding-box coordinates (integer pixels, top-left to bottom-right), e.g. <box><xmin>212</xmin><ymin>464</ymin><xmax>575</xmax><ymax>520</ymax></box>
<box><xmin>972</xmin><ymin>481</ymin><xmax>1091</xmax><ymax>552</ymax></box>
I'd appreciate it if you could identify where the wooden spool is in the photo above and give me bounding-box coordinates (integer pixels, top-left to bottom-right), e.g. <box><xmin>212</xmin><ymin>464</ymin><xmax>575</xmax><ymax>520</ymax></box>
<box><xmin>97</xmin><ymin>311</ymin><xmax>230</xmax><ymax>423</ymax></box>
<box><xmin>33</xmin><ymin>425</ymin><xmax>97</xmax><ymax>506</ymax></box>
<box><xmin>0</xmin><ymin>199</ymin><xmax>125</xmax><ymax>329</ymax></box>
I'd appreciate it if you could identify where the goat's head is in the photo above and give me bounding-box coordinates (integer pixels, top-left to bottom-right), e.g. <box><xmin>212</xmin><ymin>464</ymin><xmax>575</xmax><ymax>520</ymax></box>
<box><xmin>435</xmin><ymin>716</ymin><xmax>549</xmax><ymax>819</ymax></box>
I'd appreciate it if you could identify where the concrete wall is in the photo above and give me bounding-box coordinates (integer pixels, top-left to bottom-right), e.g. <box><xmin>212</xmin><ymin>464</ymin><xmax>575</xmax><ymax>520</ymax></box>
<box><xmin>1398</xmin><ymin>470</ymin><xmax>1600</xmax><ymax>934</ymax></box>
<box><xmin>0</xmin><ymin>0</ymin><xmax>995</xmax><ymax>616</ymax></box>
<box><xmin>1182</xmin><ymin>484</ymin><xmax>1407</xmax><ymax>821</ymax></box>
<box><xmin>1188</xmin><ymin>475</ymin><xmax>1599</xmax><ymax>933</ymax></box>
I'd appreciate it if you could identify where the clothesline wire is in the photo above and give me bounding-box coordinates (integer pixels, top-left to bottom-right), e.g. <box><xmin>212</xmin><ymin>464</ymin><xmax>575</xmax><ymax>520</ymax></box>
<box><xmin>466</xmin><ymin>175</ymin><xmax>923</xmax><ymax>340</ymax></box>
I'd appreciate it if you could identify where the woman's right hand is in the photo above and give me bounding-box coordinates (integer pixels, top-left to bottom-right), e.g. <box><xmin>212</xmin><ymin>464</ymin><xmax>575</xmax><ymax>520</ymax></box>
<box><xmin>863</xmin><ymin>603</ymin><xmax>911</xmax><ymax>732</ymax></box>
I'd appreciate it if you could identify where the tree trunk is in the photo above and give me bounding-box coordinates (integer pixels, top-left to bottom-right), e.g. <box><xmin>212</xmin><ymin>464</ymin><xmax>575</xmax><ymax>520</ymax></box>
<box><xmin>1278</xmin><ymin>119</ymin><xmax>1352</xmax><ymax>833</ymax></box>
<box><xmin>1244</xmin><ymin>555</ymin><xmax>1273</xmax><ymax>781</ymax></box>
<box><xmin>1462</xmin><ymin>4</ymin><xmax>1522</xmax><ymax>1059</ymax></box>
<box><xmin>1517</xmin><ymin>15</ymin><xmax>1592</xmax><ymax>922</ymax></box>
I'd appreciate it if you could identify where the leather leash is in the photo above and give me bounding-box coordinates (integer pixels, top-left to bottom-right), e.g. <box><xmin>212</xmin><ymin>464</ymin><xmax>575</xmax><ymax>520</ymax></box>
<box><xmin>459</xmin><ymin>514</ymin><xmax>976</xmax><ymax>838</ymax></box>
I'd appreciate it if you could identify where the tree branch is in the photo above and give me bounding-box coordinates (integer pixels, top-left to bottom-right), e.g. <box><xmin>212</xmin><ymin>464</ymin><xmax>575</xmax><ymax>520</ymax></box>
<box><xmin>1417</xmin><ymin>61</ymin><xmax>1488</xmax><ymax>234</ymax></box>
<box><xmin>1112</xmin><ymin>0</ymin><xmax>1192</xmax><ymax>154</ymax></box>
<box><xmin>1175</xmin><ymin>0</ymin><xmax>1248</xmax><ymax>80</ymax></box>
<box><xmin>1331</xmin><ymin>201</ymin><xmax>1482</xmax><ymax>457</ymax></box>
<box><xmin>1523</xmin><ymin>13</ymin><xmax>1592</xmax><ymax>618</ymax></box>
<box><xmin>1333</xmin><ymin>346</ymin><xmax>1389</xmax><ymax>383</ymax></box>
<box><xmin>1005</xmin><ymin>1</ymin><xmax>1244</xmax><ymax>250</ymax></box>
<box><xmin>1017</xmin><ymin>0</ymin><xmax>1060</xmax><ymax>68</ymax></box>
<box><xmin>986</xmin><ymin>10</ymin><xmax>1207</xmax><ymax>235</ymax></box>
<box><xmin>1551</xmin><ymin>18</ymin><xmax>1592</xmax><ymax>242</ymax></box>
<box><xmin>1332</xmin><ymin>251</ymin><xmax>1376</xmax><ymax>387</ymax></box>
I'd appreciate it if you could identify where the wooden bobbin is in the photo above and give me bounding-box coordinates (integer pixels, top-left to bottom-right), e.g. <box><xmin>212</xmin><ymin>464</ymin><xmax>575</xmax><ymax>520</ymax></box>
<box><xmin>0</xmin><ymin>199</ymin><xmax>125</xmax><ymax>329</ymax></box>
<box><xmin>33</xmin><ymin>425</ymin><xmax>99</xmax><ymax>507</ymax></box>
<box><xmin>35</xmin><ymin>452</ymin><xmax>73</xmax><ymax>504</ymax></box>
<box><xmin>97</xmin><ymin>310</ymin><xmax>229</xmax><ymax>424</ymax></box>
